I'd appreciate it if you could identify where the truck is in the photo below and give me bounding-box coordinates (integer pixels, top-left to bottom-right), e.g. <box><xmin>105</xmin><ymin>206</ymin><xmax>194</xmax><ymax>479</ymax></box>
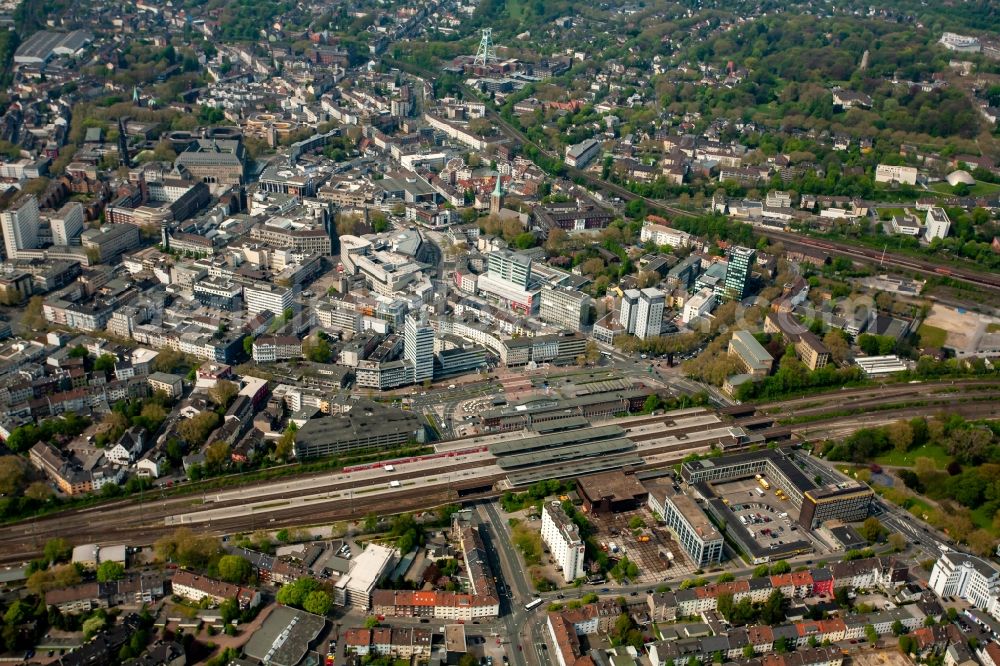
<box><xmin>384</xmin><ymin>464</ymin><xmax>395</xmax><ymax>472</ymax></box>
<box><xmin>755</xmin><ymin>487</ymin><xmax>765</xmax><ymax>497</ymax></box>
<box><xmin>758</xmin><ymin>478</ymin><xmax>770</xmax><ymax>490</ymax></box>
<box><xmin>389</xmin><ymin>480</ymin><xmax>401</xmax><ymax>488</ymax></box>
<box><xmin>609</xmin><ymin>542</ymin><xmax>619</xmax><ymax>554</ymax></box>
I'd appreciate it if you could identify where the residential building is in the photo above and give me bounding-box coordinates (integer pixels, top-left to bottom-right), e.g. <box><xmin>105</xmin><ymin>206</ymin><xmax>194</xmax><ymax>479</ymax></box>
<box><xmin>1</xmin><ymin>194</ymin><xmax>40</xmax><ymax>259</ymax></box>
<box><xmin>641</xmin><ymin>219</ymin><xmax>692</xmax><ymax>248</ymax></box>
<box><xmin>723</xmin><ymin>246</ymin><xmax>755</xmax><ymax>301</ymax></box>
<box><xmin>540</xmin><ymin>501</ymin><xmax>586</xmax><ymax>583</ymax></box>
<box><xmin>252</xmin><ymin>336</ymin><xmax>303</xmax><ymax>362</ymax></box>
<box><xmin>925</xmin><ymin>207</ymin><xmax>951</xmax><ymax>242</ymax></box>
<box><xmin>620</xmin><ymin>289</ymin><xmax>640</xmax><ymax>334</ymax></box>
<box><xmin>728</xmin><ymin>330</ymin><xmax>774</xmax><ymax>377</ymax></box>
<box><xmin>682</xmin><ymin>288</ymin><xmax>716</xmax><ymax>325</ymax></box>
<box><xmin>50</xmin><ymin>201</ymin><xmax>85</xmax><ymax>246</ymax></box>
<box><xmin>170</xmin><ymin>570</ymin><xmax>260</xmax><ymax>609</ymax></box>
<box><xmin>634</xmin><ymin>288</ymin><xmax>665</xmax><ymax>340</ymax></box>
<box><xmin>939</xmin><ymin>32</ymin><xmax>981</xmax><ymax>53</ymax></box>
<box><xmin>147</xmin><ymin>372</ymin><xmax>183</xmax><ymax>398</ymax></box>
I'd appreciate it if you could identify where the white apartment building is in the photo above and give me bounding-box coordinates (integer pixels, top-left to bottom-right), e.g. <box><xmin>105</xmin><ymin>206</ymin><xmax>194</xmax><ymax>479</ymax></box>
<box><xmin>929</xmin><ymin>551</ymin><xmax>1000</xmax><ymax>621</ymax></box>
<box><xmin>620</xmin><ymin>289</ymin><xmax>639</xmax><ymax>334</ymax></box>
<box><xmin>1</xmin><ymin>194</ymin><xmax>40</xmax><ymax>259</ymax></box>
<box><xmin>243</xmin><ymin>282</ymin><xmax>293</xmax><ymax>317</ymax></box>
<box><xmin>640</xmin><ymin>220</ymin><xmax>692</xmax><ymax>248</ymax></box>
<box><xmin>635</xmin><ymin>288</ymin><xmax>665</xmax><ymax>340</ymax></box>
<box><xmin>540</xmin><ymin>501</ymin><xmax>585</xmax><ymax>583</ymax></box>
<box><xmin>252</xmin><ymin>335</ymin><xmax>303</xmax><ymax>362</ymax></box>
<box><xmin>682</xmin><ymin>288</ymin><xmax>716</xmax><ymax>325</ymax></box>
<box><xmin>50</xmin><ymin>201</ymin><xmax>84</xmax><ymax>246</ymax></box>
<box><xmin>924</xmin><ymin>207</ymin><xmax>951</xmax><ymax>242</ymax></box>
<box><xmin>875</xmin><ymin>164</ymin><xmax>918</xmax><ymax>186</ymax></box>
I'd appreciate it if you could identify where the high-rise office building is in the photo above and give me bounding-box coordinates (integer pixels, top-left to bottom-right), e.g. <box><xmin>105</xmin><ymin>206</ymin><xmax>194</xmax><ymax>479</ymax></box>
<box><xmin>620</xmin><ymin>289</ymin><xmax>640</xmax><ymax>333</ymax></box>
<box><xmin>0</xmin><ymin>194</ymin><xmax>40</xmax><ymax>260</ymax></box>
<box><xmin>487</xmin><ymin>249</ymin><xmax>532</xmax><ymax>288</ymax></box>
<box><xmin>50</xmin><ymin>201</ymin><xmax>85</xmax><ymax>246</ymax></box>
<box><xmin>722</xmin><ymin>246</ymin><xmax>755</xmax><ymax>302</ymax></box>
<box><xmin>539</xmin><ymin>286</ymin><xmax>591</xmax><ymax>332</ymax></box>
<box><xmin>635</xmin><ymin>288</ymin><xmax>665</xmax><ymax>340</ymax></box>
<box><xmin>404</xmin><ymin>313</ymin><xmax>434</xmax><ymax>384</ymax></box>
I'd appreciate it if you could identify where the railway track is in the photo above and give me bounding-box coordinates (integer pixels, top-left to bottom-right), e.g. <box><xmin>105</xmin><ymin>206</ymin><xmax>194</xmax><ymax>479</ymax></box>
<box><xmin>1</xmin><ymin>384</ymin><xmax>996</xmax><ymax>565</ymax></box>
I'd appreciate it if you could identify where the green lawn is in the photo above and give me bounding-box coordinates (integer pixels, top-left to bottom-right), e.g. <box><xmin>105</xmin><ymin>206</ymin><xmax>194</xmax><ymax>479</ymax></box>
<box><xmin>875</xmin><ymin>206</ymin><xmax>906</xmax><ymax>219</ymax></box>
<box><xmin>988</xmin><ymin>323</ymin><xmax>1000</xmax><ymax>333</ymax></box>
<box><xmin>917</xmin><ymin>323</ymin><xmax>948</xmax><ymax>348</ymax></box>
<box><xmin>905</xmin><ymin>498</ymin><xmax>934</xmax><ymax>520</ymax></box>
<box><xmin>875</xmin><ymin>443</ymin><xmax>952</xmax><ymax>468</ymax></box>
<box><xmin>971</xmin><ymin>505</ymin><xmax>1000</xmax><ymax>536</ymax></box>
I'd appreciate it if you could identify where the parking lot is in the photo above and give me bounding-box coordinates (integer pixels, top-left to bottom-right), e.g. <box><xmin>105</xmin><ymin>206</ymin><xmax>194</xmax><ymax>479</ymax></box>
<box><xmin>711</xmin><ymin>476</ymin><xmax>804</xmax><ymax>552</ymax></box>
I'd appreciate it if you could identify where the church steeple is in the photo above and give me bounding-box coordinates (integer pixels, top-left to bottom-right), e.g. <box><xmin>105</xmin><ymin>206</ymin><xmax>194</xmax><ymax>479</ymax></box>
<box><xmin>490</xmin><ymin>173</ymin><xmax>503</xmax><ymax>215</ymax></box>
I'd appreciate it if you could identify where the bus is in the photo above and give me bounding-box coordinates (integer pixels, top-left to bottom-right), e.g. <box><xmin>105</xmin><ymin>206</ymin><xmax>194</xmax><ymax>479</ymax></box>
<box><xmin>758</xmin><ymin>478</ymin><xmax>770</xmax><ymax>490</ymax></box>
<box><xmin>525</xmin><ymin>598</ymin><xmax>544</xmax><ymax>611</ymax></box>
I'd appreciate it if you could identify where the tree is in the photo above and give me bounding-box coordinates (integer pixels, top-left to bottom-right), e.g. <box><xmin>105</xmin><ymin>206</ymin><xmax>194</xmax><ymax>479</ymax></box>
<box><xmin>365</xmin><ymin>616</ymin><xmax>380</xmax><ymax>629</ymax></box>
<box><xmin>305</xmin><ymin>335</ymin><xmax>332</xmax><ymax>363</ymax></box>
<box><xmin>887</xmin><ymin>533</ymin><xmax>906</xmax><ymax>552</ymax></box>
<box><xmin>205</xmin><ymin>440</ymin><xmax>231</xmax><ymax>472</ymax></box>
<box><xmin>209</xmin><ymin>380</ymin><xmax>238</xmax><ymax>409</ymax></box>
<box><xmin>22</xmin><ymin>294</ymin><xmax>47</xmax><ymax>329</ymax></box>
<box><xmin>177</xmin><ymin>411</ymin><xmax>221</xmax><ymax>446</ymax></box>
<box><xmin>82</xmin><ymin>615</ymin><xmax>106</xmax><ymax>639</ymax></box>
<box><xmin>218</xmin><ymin>555</ymin><xmax>252</xmax><ymax>584</ymax></box>
<box><xmin>0</xmin><ymin>456</ymin><xmax>26</xmax><ymax>496</ymax></box>
<box><xmin>760</xmin><ymin>589</ymin><xmax>787</xmax><ymax>625</ymax></box>
<box><xmin>43</xmin><ymin>538</ymin><xmax>71</xmax><ymax>564</ymax></box>
<box><xmin>94</xmin><ymin>354</ymin><xmax>117</xmax><ymax>374</ymax></box>
<box><xmin>860</xmin><ymin>517</ymin><xmax>884</xmax><ymax>543</ymax></box>
<box><xmin>891</xmin><ymin>620</ymin><xmax>906</xmax><ymax>636</ymax></box>
<box><xmin>219</xmin><ymin>598</ymin><xmax>240</xmax><ymax>624</ymax></box>
<box><xmin>303</xmin><ymin>590</ymin><xmax>332</xmax><ymax>616</ymax></box>
<box><xmin>275</xmin><ymin>425</ymin><xmax>296</xmax><ymax>462</ymax></box>
<box><xmin>886</xmin><ymin>420</ymin><xmax>914</xmax><ymax>453</ymax></box>
<box><xmin>864</xmin><ymin>624</ymin><xmax>878</xmax><ymax>643</ymax></box>
<box><xmin>277</xmin><ymin>578</ymin><xmax>322</xmax><ymax>608</ymax></box>
<box><xmin>24</xmin><ymin>481</ymin><xmax>53</xmax><ymax>502</ymax></box>
<box><xmin>96</xmin><ymin>561</ymin><xmax>125</xmax><ymax>582</ymax></box>
<box><xmin>769</xmin><ymin>560</ymin><xmax>791</xmax><ymax>575</ymax></box>
<box><xmin>244</xmin><ymin>336</ymin><xmax>254</xmax><ymax>357</ymax></box>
